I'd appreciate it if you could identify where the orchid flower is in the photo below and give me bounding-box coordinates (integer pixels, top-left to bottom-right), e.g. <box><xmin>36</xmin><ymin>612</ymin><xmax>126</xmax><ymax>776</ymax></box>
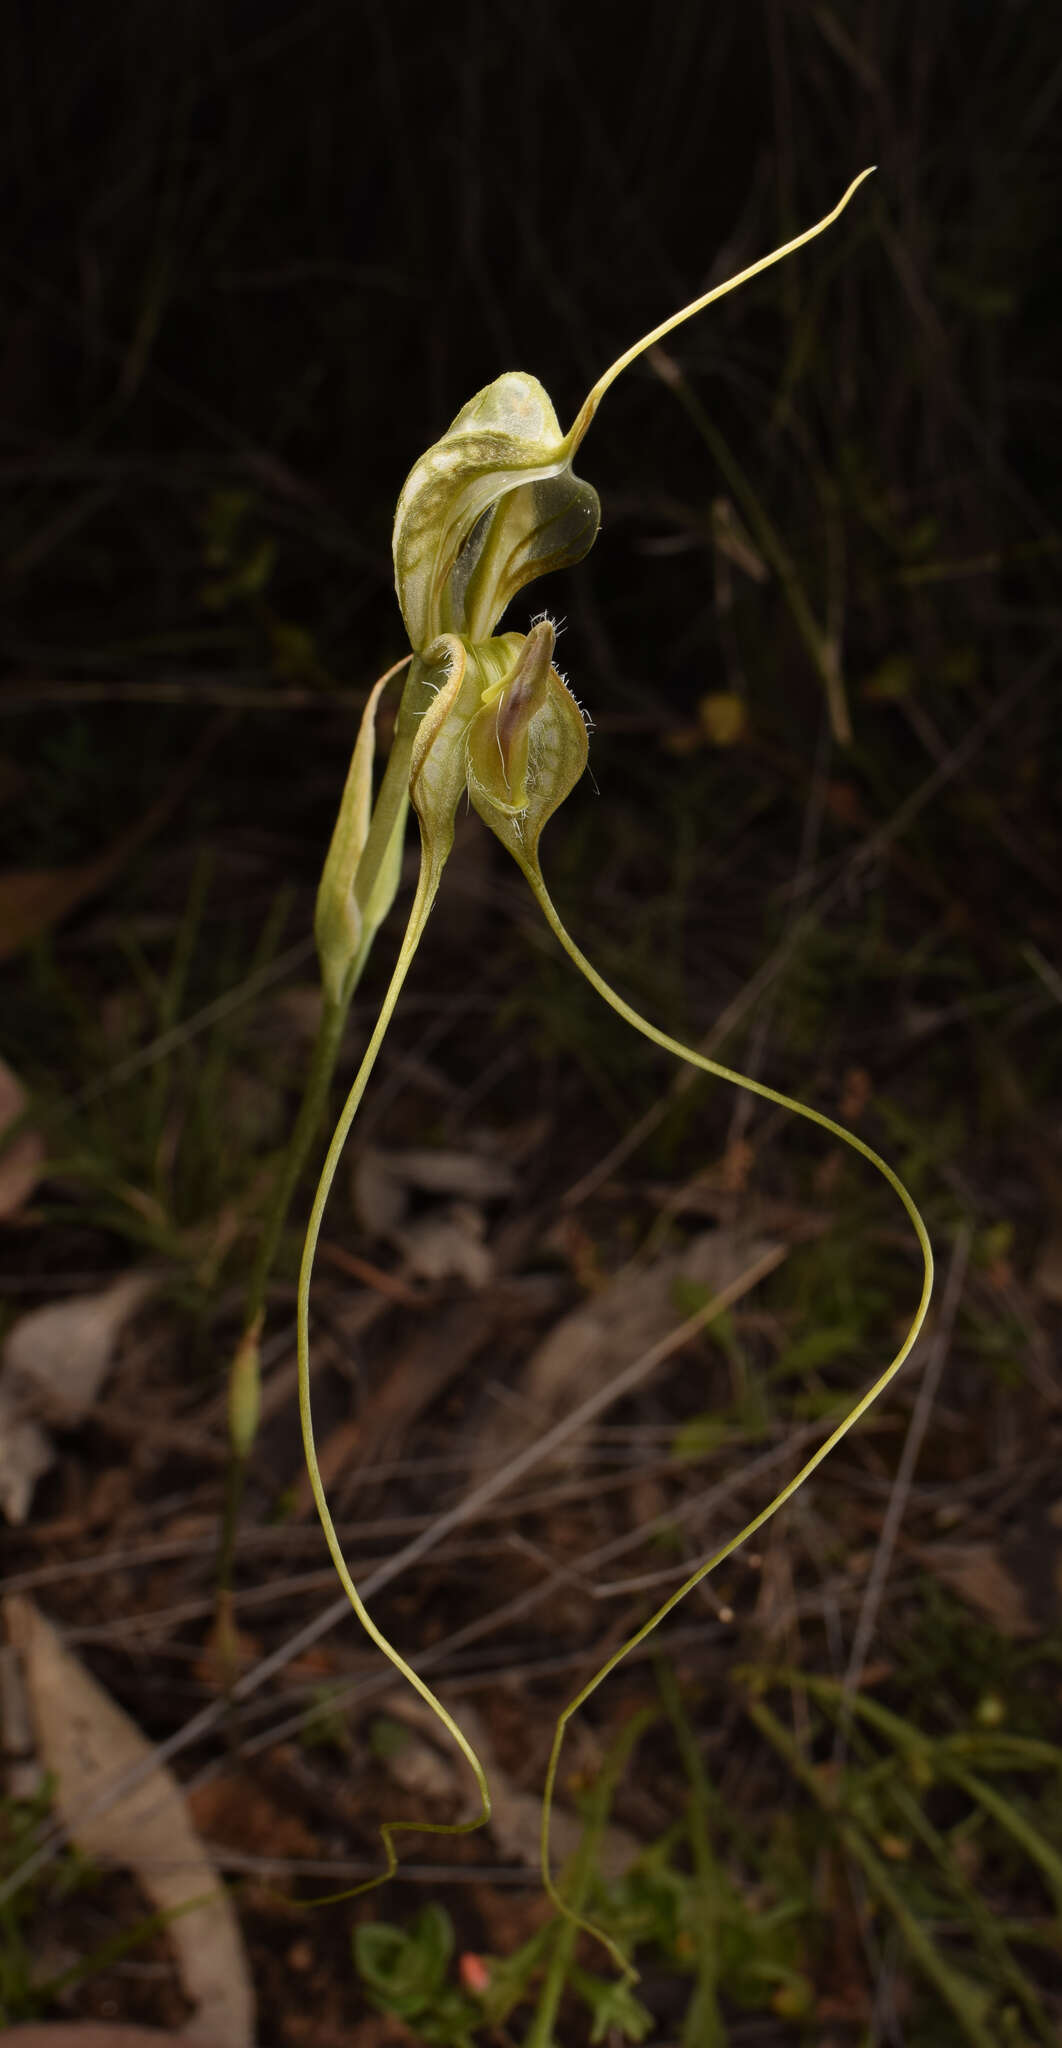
<box><xmin>298</xmin><ymin>169</ymin><xmax>934</xmax><ymax>1979</ymax></box>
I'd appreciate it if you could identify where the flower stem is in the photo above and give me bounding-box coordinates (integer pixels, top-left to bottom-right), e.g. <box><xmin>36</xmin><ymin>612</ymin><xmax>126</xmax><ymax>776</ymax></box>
<box><xmin>296</xmin><ymin>837</ymin><xmax>493</xmax><ymax>1893</ymax></box>
<box><xmin>214</xmin><ymin>673</ymin><xmax>419</xmax><ymax>1661</ymax></box>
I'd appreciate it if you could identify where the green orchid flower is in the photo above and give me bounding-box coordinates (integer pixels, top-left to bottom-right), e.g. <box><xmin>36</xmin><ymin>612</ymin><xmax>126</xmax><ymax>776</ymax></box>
<box><xmin>393</xmin><ymin>373</ymin><xmax>600</xmax><ymax>654</ymax></box>
<box><xmin>297</xmin><ymin>167</ymin><xmax>934</xmax><ymax>1990</ymax></box>
<box><xmin>312</xmin><ymin>168</ymin><xmax>882</xmax><ymax>1012</ymax></box>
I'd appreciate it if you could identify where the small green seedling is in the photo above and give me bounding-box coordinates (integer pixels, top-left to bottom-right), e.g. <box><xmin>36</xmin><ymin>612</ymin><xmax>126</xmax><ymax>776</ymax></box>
<box><xmin>297</xmin><ymin>168</ymin><xmax>934</xmax><ymax>1982</ymax></box>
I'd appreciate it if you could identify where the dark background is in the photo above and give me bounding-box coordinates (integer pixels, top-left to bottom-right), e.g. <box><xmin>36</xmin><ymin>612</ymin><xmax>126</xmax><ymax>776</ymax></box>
<box><xmin>2</xmin><ymin>3</ymin><xmax>1061</xmax><ymax>2044</ymax></box>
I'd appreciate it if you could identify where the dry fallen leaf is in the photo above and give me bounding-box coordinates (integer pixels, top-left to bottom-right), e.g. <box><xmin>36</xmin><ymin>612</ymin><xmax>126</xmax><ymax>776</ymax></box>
<box><xmin>917</xmin><ymin>1542</ymin><xmax>1038</xmax><ymax>1639</ymax></box>
<box><xmin>5</xmin><ymin>1598</ymin><xmax>254</xmax><ymax>2047</ymax></box>
<box><xmin>393</xmin><ymin>1202</ymin><xmax>493</xmax><ymax>1287</ymax></box>
<box><xmin>2</xmin><ymin>1272</ymin><xmax>157</xmax><ymax>1426</ymax></box>
<box><xmin>0</xmin><ymin>1055</ymin><xmax>45</xmax><ymax>1219</ymax></box>
<box><xmin>0</xmin><ymin>718</ymin><xmax>228</xmax><ymax>965</ymax></box>
<box><xmin>0</xmin><ymin>1638</ymin><xmax>44</xmax><ymax>1800</ymax></box>
<box><xmin>0</xmin><ymin>1391</ymin><xmax>55</xmax><ymax>1524</ymax></box>
<box><xmin>0</xmin><ymin>865</ymin><xmax>122</xmax><ymax>962</ymax></box>
<box><xmin>352</xmin><ymin>1144</ymin><xmax>514</xmax><ymax>1288</ymax></box>
<box><xmin>1033</xmin><ymin>1226</ymin><xmax>1062</xmax><ymax>1306</ymax></box>
<box><xmin>4</xmin><ymin>2029</ymin><xmax>235</xmax><ymax>2047</ymax></box>
<box><xmin>351</xmin><ymin>1146</ymin><xmax>408</xmax><ymax>1236</ymax></box>
<box><xmin>379</xmin><ymin>1147</ymin><xmax>517</xmax><ymax>1201</ymax></box>
<box><xmin>186</xmin><ymin>1771</ymin><xmax>318</xmax><ymax>1863</ymax></box>
<box><xmin>353</xmin><ymin>1143</ymin><xmax>515</xmax><ymax>1237</ymax></box>
<box><xmin>509</xmin><ymin>1229</ymin><xmax>778</xmax><ymax>1452</ymax></box>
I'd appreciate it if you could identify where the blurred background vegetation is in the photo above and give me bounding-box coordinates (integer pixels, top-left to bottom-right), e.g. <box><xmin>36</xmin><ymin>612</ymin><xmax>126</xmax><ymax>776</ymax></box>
<box><xmin>1</xmin><ymin>3</ymin><xmax>1060</xmax><ymax>2044</ymax></box>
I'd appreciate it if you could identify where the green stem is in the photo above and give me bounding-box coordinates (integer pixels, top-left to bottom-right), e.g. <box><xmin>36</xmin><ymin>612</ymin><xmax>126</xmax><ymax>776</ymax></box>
<box><xmin>213</xmin><ymin>1451</ymin><xmax>248</xmax><ymax>1652</ymax></box>
<box><xmin>212</xmin><ymin>991</ymin><xmax>347</xmax><ymax>1654</ymax></box>
<box><xmin>295</xmin><ymin>834</ymin><xmax>492</xmax><ymax>1900</ymax></box>
<box><xmin>243</xmin><ymin>681</ymin><xmax>420</xmax><ymax>1326</ymax></box>
<box><xmin>776</xmin><ymin>1678</ymin><xmax>1054</xmax><ymax>2042</ymax></box>
<box><xmin>247</xmin><ymin>656</ymin><xmax>420</xmax><ymax>1331</ymax></box>
<box><xmin>747</xmin><ymin>1697</ymin><xmax>1000</xmax><ymax>2048</ymax></box>
<box><xmin>216</xmin><ymin>667</ymin><xmax>417</xmax><ymax>1638</ymax></box>
<box><xmin>524</xmin><ymin>1898</ymin><xmax>579</xmax><ymax>2048</ymax></box>
<box><xmin>244</xmin><ymin>991</ymin><xmax>348</xmax><ymax>1326</ymax></box>
<box><xmin>525</xmin><ymin>1709</ymin><xmax>654</xmax><ymax>2047</ymax></box>
<box><xmin>657</xmin><ymin>1661</ymin><xmax>725</xmax><ymax>2048</ymax></box>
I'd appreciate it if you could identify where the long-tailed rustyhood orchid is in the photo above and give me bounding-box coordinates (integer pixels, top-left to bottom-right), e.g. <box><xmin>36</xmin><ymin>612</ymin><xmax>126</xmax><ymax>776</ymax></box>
<box><xmin>296</xmin><ymin>168</ymin><xmax>934</xmax><ymax>1981</ymax></box>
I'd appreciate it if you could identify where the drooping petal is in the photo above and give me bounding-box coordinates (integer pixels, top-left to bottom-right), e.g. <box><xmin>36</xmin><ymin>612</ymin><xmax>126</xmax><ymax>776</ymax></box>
<box><xmin>314</xmin><ymin>654</ymin><xmax>411</xmax><ymax>1003</ymax></box>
